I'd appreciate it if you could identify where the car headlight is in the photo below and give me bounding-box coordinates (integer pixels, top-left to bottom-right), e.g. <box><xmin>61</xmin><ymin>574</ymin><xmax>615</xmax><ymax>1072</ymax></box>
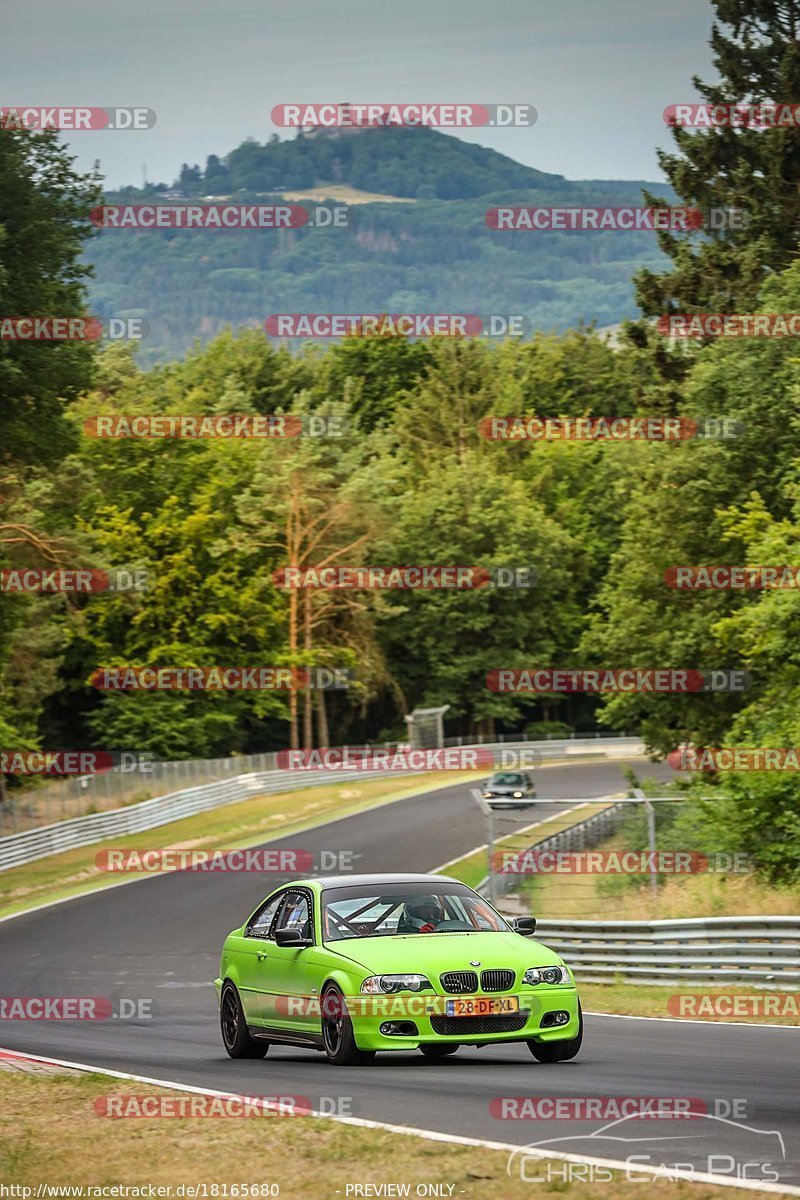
<box><xmin>483</xmin><ymin>791</ymin><xmax>493</xmax><ymax>799</ymax></box>
<box><xmin>523</xmin><ymin>966</ymin><xmax>571</xmax><ymax>986</ymax></box>
<box><xmin>360</xmin><ymin>974</ymin><xmax>433</xmax><ymax>994</ymax></box>
<box><xmin>513</xmin><ymin>790</ymin><xmax>523</xmax><ymax>798</ymax></box>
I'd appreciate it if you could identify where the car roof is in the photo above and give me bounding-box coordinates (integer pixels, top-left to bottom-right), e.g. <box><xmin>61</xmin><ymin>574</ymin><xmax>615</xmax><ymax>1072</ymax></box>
<box><xmin>297</xmin><ymin>872</ymin><xmax>461</xmax><ymax>891</ymax></box>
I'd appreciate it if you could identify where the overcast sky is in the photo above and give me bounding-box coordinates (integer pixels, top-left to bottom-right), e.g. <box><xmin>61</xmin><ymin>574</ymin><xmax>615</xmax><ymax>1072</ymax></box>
<box><xmin>4</xmin><ymin>0</ymin><xmax>716</xmax><ymax>189</ymax></box>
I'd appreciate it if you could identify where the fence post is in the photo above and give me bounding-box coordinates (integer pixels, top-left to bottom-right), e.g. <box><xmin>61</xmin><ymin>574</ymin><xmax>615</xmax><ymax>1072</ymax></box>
<box><xmin>487</xmin><ymin>803</ymin><xmax>496</xmax><ymax>906</ymax></box>
<box><xmin>634</xmin><ymin>788</ymin><xmax>658</xmax><ymax>906</ymax></box>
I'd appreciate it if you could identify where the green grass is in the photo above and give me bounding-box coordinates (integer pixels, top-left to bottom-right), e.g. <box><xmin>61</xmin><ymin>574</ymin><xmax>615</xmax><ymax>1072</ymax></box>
<box><xmin>580</xmin><ymin>982</ymin><xmax>800</xmax><ymax>1025</ymax></box>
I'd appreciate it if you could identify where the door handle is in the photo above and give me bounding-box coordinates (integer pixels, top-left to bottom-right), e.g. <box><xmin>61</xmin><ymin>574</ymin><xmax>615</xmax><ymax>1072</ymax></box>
<box><xmin>256</xmin><ymin>951</ymin><xmax>269</xmax><ymax>961</ymax></box>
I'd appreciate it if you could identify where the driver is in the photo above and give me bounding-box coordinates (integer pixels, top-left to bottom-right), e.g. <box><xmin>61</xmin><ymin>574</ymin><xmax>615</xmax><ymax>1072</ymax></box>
<box><xmin>399</xmin><ymin>896</ymin><xmax>444</xmax><ymax>933</ymax></box>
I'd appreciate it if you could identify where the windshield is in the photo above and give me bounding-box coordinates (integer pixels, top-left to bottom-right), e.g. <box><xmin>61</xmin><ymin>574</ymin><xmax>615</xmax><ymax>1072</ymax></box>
<box><xmin>490</xmin><ymin>773</ymin><xmax>524</xmax><ymax>787</ymax></box>
<box><xmin>322</xmin><ymin>882</ymin><xmax>511</xmax><ymax>941</ymax></box>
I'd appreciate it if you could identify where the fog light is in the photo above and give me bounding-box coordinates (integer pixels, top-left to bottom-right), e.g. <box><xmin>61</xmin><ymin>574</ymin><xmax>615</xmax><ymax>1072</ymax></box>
<box><xmin>379</xmin><ymin>1020</ymin><xmax>418</xmax><ymax>1036</ymax></box>
<box><xmin>541</xmin><ymin>1010</ymin><xmax>570</xmax><ymax>1027</ymax></box>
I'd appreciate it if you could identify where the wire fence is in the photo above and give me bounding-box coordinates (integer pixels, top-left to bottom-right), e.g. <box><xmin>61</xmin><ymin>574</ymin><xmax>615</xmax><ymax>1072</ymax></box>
<box><xmin>0</xmin><ymin>733</ymin><xmax>643</xmax><ymax>838</ymax></box>
<box><xmin>472</xmin><ymin>790</ymin><xmax>769</xmax><ymax>922</ymax></box>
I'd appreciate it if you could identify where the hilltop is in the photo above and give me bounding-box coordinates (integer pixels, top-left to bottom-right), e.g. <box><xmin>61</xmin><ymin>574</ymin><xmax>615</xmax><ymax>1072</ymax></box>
<box><xmin>89</xmin><ymin>127</ymin><xmax>673</xmax><ymax>362</ymax></box>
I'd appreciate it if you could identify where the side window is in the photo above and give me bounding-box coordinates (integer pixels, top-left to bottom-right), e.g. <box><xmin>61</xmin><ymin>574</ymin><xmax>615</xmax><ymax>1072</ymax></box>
<box><xmin>275</xmin><ymin>891</ymin><xmax>311</xmax><ymax>936</ymax></box>
<box><xmin>246</xmin><ymin>893</ymin><xmax>283</xmax><ymax>940</ymax></box>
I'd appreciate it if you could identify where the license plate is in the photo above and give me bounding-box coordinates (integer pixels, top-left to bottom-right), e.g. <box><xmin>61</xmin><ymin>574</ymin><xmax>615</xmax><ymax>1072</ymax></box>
<box><xmin>445</xmin><ymin>996</ymin><xmax>519</xmax><ymax>1017</ymax></box>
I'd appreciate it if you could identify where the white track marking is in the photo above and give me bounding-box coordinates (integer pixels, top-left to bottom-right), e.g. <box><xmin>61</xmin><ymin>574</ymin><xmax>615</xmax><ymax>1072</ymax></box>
<box><xmin>585</xmin><ymin>1011</ymin><xmax>800</xmax><ymax>1030</ymax></box>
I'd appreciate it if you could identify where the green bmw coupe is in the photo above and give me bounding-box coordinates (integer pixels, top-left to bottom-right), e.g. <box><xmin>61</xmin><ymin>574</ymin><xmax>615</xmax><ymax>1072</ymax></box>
<box><xmin>216</xmin><ymin>872</ymin><xmax>582</xmax><ymax>1065</ymax></box>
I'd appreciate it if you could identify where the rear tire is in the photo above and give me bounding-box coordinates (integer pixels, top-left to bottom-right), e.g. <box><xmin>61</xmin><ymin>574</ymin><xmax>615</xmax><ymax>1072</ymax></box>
<box><xmin>419</xmin><ymin>1044</ymin><xmax>459</xmax><ymax>1058</ymax></box>
<box><xmin>528</xmin><ymin>1002</ymin><xmax>583</xmax><ymax>1063</ymax></box>
<box><xmin>220</xmin><ymin>982</ymin><xmax>269</xmax><ymax>1059</ymax></box>
<box><xmin>321</xmin><ymin>984</ymin><xmax>375</xmax><ymax>1066</ymax></box>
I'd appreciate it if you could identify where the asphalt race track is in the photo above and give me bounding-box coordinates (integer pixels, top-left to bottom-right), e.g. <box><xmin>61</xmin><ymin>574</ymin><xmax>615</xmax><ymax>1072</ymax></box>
<box><xmin>1</xmin><ymin>758</ymin><xmax>798</xmax><ymax>1188</ymax></box>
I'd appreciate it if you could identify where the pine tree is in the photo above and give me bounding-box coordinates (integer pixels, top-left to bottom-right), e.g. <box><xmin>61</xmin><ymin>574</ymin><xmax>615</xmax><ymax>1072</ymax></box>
<box><xmin>636</xmin><ymin>0</ymin><xmax>800</xmax><ymax>316</ymax></box>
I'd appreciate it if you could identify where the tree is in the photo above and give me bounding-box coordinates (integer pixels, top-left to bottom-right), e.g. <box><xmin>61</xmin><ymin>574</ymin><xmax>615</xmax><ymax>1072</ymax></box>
<box><xmin>0</xmin><ymin>127</ymin><xmax>100</xmax><ymax>467</ymax></box>
<box><xmin>321</xmin><ymin>335</ymin><xmax>432</xmax><ymax>432</ymax></box>
<box><xmin>636</xmin><ymin>0</ymin><xmax>800</xmax><ymax>316</ymax></box>
<box><xmin>588</xmin><ymin>260</ymin><xmax>800</xmax><ymax>755</ymax></box>
<box><xmin>0</xmin><ymin>127</ymin><xmax>100</xmax><ymax>805</ymax></box>
<box><xmin>376</xmin><ymin>340</ymin><xmax>588</xmax><ymax>736</ymax></box>
<box><xmin>231</xmin><ymin>394</ymin><xmax>388</xmax><ymax>749</ymax></box>
<box><xmin>178</xmin><ymin>164</ymin><xmax>203</xmax><ymax>194</ymax></box>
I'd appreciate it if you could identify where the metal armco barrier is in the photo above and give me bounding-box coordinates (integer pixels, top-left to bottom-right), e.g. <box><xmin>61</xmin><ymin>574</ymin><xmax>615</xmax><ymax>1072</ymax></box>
<box><xmin>0</xmin><ymin>736</ymin><xmax>644</xmax><ymax>872</ymax></box>
<box><xmin>534</xmin><ymin>916</ymin><xmax>800</xmax><ymax>990</ymax></box>
<box><xmin>0</xmin><ymin>767</ymin><xmax>414</xmax><ymax>873</ymax></box>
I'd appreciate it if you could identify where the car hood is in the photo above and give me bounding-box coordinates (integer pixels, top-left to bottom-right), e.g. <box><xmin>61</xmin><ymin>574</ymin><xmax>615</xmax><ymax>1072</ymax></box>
<box><xmin>325</xmin><ymin>931</ymin><xmax>564</xmax><ymax>976</ymax></box>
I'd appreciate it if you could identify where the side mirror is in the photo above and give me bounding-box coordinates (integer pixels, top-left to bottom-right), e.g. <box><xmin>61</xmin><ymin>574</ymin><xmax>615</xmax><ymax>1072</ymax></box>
<box><xmin>513</xmin><ymin>917</ymin><xmax>537</xmax><ymax>936</ymax></box>
<box><xmin>274</xmin><ymin>927</ymin><xmax>312</xmax><ymax>948</ymax></box>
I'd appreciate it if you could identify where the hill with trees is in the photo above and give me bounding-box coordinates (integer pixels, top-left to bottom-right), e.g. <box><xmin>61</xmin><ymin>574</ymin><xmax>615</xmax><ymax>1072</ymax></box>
<box><xmin>89</xmin><ymin>126</ymin><xmax>673</xmax><ymax>362</ymax></box>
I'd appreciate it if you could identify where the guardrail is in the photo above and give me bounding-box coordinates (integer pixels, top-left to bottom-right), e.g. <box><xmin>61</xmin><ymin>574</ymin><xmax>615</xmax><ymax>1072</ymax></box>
<box><xmin>0</xmin><ymin>767</ymin><xmax>420</xmax><ymax>873</ymax></box>
<box><xmin>534</xmin><ymin>916</ymin><xmax>800</xmax><ymax>990</ymax></box>
<box><xmin>0</xmin><ymin>736</ymin><xmax>644</xmax><ymax>872</ymax></box>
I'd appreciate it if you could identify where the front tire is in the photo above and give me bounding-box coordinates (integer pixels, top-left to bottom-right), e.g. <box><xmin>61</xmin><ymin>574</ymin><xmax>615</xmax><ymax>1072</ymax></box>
<box><xmin>419</xmin><ymin>1043</ymin><xmax>459</xmax><ymax>1059</ymax></box>
<box><xmin>220</xmin><ymin>982</ymin><xmax>269</xmax><ymax>1059</ymax></box>
<box><xmin>528</xmin><ymin>1002</ymin><xmax>583</xmax><ymax>1063</ymax></box>
<box><xmin>321</xmin><ymin>984</ymin><xmax>375</xmax><ymax>1066</ymax></box>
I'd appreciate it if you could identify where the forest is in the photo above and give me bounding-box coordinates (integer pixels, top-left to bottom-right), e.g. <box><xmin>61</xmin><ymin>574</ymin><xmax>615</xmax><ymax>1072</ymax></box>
<box><xmin>2</xmin><ymin>0</ymin><xmax>800</xmax><ymax>882</ymax></box>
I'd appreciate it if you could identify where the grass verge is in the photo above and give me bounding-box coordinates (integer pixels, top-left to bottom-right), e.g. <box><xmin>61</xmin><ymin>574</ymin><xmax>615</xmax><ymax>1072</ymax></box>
<box><xmin>0</xmin><ymin>1071</ymin><xmax>775</xmax><ymax>1199</ymax></box>
<box><xmin>514</xmin><ymin>835</ymin><xmax>800</xmax><ymax>922</ymax></box>
<box><xmin>580</xmin><ymin>982</ymin><xmax>800</xmax><ymax>1026</ymax></box>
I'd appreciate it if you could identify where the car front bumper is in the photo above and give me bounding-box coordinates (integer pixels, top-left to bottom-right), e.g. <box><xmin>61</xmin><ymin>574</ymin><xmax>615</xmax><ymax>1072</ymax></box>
<box><xmin>350</xmin><ymin>987</ymin><xmax>579</xmax><ymax>1051</ymax></box>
